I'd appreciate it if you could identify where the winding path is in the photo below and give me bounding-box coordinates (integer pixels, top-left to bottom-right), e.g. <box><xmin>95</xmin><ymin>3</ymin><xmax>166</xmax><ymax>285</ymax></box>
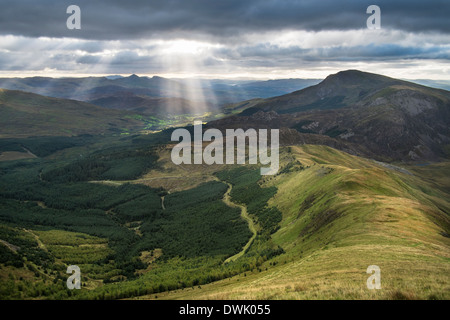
<box><xmin>221</xmin><ymin>182</ymin><xmax>257</xmax><ymax>264</ymax></box>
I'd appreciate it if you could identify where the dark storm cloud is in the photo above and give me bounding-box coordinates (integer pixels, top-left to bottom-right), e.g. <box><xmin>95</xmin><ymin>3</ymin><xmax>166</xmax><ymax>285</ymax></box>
<box><xmin>0</xmin><ymin>0</ymin><xmax>449</xmax><ymax>40</ymax></box>
<box><xmin>215</xmin><ymin>43</ymin><xmax>450</xmax><ymax>61</ymax></box>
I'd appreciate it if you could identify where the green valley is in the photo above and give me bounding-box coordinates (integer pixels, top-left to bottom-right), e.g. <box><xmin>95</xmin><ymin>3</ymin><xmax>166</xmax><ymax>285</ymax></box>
<box><xmin>142</xmin><ymin>145</ymin><xmax>450</xmax><ymax>300</ymax></box>
<box><xmin>0</xmin><ymin>70</ymin><xmax>449</xmax><ymax>300</ymax></box>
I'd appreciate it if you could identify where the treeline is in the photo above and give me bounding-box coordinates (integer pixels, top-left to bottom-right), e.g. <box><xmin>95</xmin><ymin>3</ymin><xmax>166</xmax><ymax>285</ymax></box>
<box><xmin>0</xmin><ymin>128</ymin><xmax>175</xmax><ymax>161</ymax></box>
<box><xmin>0</xmin><ymin>158</ymin><xmax>257</xmax><ymax>295</ymax></box>
<box><xmin>0</xmin><ymin>134</ymin><xmax>287</xmax><ymax>300</ymax></box>
<box><xmin>0</xmin><ymin>135</ymin><xmax>97</xmax><ymax>157</ymax></box>
<box><xmin>42</xmin><ymin>148</ymin><xmax>157</xmax><ymax>182</ymax></box>
<box><xmin>0</xmin><ymin>225</ymin><xmax>53</xmax><ymax>269</ymax></box>
<box><xmin>66</xmin><ymin>253</ymin><xmax>277</xmax><ymax>300</ymax></box>
<box><xmin>0</xmin><ymin>166</ymin><xmax>153</xmax><ymax>212</ymax></box>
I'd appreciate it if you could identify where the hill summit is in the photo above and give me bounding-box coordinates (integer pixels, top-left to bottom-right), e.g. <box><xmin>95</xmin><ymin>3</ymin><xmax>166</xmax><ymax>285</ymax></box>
<box><xmin>213</xmin><ymin>70</ymin><xmax>450</xmax><ymax>161</ymax></box>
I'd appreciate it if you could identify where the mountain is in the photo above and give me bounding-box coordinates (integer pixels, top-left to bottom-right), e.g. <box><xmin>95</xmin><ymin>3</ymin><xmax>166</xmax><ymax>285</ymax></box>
<box><xmin>2</xmin><ymin>70</ymin><xmax>447</xmax><ymax>159</ymax></box>
<box><xmin>140</xmin><ymin>145</ymin><xmax>450</xmax><ymax>299</ymax></box>
<box><xmin>239</xmin><ymin>70</ymin><xmax>449</xmax><ymax>114</ymax></box>
<box><xmin>0</xmin><ymin>88</ymin><xmax>144</xmax><ymax>138</ymax></box>
<box><xmin>238</xmin><ymin>78</ymin><xmax>321</xmax><ymax>95</ymax></box>
<box><xmin>104</xmin><ymin>75</ymin><xmax>124</xmax><ymax>80</ymax></box>
<box><xmin>0</xmin><ymin>75</ymin><xmax>199</xmax><ymax>118</ymax></box>
<box><xmin>0</xmin><ymin>75</ymin><xmax>195</xmax><ymax>116</ymax></box>
<box><xmin>211</xmin><ymin>70</ymin><xmax>450</xmax><ymax>161</ymax></box>
<box><xmin>0</xmin><ymin>75</ymin><xmax>322</xmax><ymax>115</ymax></box>
<box><xmin>1</xmin><ymin>71</ymin><xmax>449</xmax><ymax>300</ymax></box>
<box><xmin>201</xmin><ymin>78</ymin><xmax>322</xmax><ymax>104</ymax></box>
<box><xmin>0</xmin><ymin>75</ymin><xmax>180</xmax><ymax>100</ymax></box>
<box><xmin>1</xmin><ymin>138</ymin><xmax>449</xmax><ymax>300</ymax></box>
<box><xmin>89</xmin><ymin>95</ymin><xmax>211</xmax><ymax>117</ymax></box>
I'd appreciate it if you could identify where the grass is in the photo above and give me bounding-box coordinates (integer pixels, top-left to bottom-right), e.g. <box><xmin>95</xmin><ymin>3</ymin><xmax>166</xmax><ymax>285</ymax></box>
<box><xmin>148</xmin><ymin>144</ymin><xmax>449</xmax><ymax>300</ymax></box>
<box><xmin>32</xmin><ymin>229</ymin><xmax>112</xmax><ymax>265</ymax></box>
<box><xmin>135</xmin><ymin>143</ymin><xmax>243</xmax><ymax>192</ymax></box>
<box><xmin>1</xmin><ymin>141</ymin><xmax>448</xmax><ymax>300</ymax></box>
<box><xmin>152</xmin><ymin>243</ymin><xmax>448</xmax><ymax>300</ymax></box>
<box><xmin>0</xmin><ymin>89</ymin><xmax>145</xmax><ymax>138</ymax></box>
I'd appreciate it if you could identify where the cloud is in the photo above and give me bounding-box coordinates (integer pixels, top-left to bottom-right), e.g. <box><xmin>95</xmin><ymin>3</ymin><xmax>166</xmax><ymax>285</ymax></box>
<box><xmin>0</xmin><ymin>0</ymin><xmax>448</xmax><ymax>41</ymax></box>
<box><xmin>0</xmin><ymin>28</ymin><xmax>449</xmax><ymax>79</ymax></box>
<box><xmin>0</xmin><ymin>1</ymin><xmax>449</xmax><ymax>79</ymax></box>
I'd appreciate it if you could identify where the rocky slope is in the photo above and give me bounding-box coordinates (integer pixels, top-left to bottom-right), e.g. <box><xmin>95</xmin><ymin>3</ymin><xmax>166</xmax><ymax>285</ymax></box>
<box><xmin>209</xmin><ymin>70</ymin><xmax>450</xmax><ymax>161</ymax></box>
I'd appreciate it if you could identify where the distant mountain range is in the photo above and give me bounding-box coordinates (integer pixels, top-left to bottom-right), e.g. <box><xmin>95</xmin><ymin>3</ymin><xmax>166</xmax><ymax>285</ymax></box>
<box><xmin>0</xmin><ymin>88</ymin><xmax>143</xmax><ymax>138</ymax></box>
<box><xmin>209</xmin><ymin>70</ymin><xmax>450</xmax><ymax>162</ymax></box>
<box><xmin>1</xmin><ymin>70</ymin><xmax>449</xmax><ymax>161</ymax></box>
<box><xmin>1</xmin><ymin>70</ymin><xmax>449</xmax><ymax>300</ymax></box>
<box><xmin>0</xmin><ymin>75</ymin><xmax>321</xmax><ymax>116</ymax></box>
<box><xmin>0</xmin><ymin>74</ymin><xmax>321</xmax><ymax>137</ymax></box>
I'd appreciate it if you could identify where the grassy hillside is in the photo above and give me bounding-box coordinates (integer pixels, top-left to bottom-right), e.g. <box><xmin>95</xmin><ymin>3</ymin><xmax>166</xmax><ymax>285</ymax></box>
<box><xmin>242</xmin><ymin>70</ymin><xmax>450</xmax><ymax>115</ymax></box>
<box><xmin>0</xmin><ymin>89</ymin><xmax>145</xmax><ymax>138</ymax></box>
<box><xmin>211</xmin><ymin>70</ymin><xmax>450</xmax><ymax>162</ymax></box>
<box><xmin>0</xmin><ymin>139</ymin><xmax>448</xmax><ymax>299</ymax></box>
<box><xmin>0</xmin><ymin>136</ymin><xmax>281</xmax><ymax>299</ymax></box>
<box><xmin>1</xmin><ymin>68</ymin><xmax>449</xmax><ymax>300</ymax></box>
<box><xmin>145</xmin><ymin>145</ymin><xmax>449</xmax><ymax>299</ymax></box>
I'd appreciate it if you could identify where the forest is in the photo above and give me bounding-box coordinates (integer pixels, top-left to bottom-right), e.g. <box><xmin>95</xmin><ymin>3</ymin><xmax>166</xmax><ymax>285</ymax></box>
<box><xmin>0</xmin><ymin>134</ymin><xmax>284</xmax><ymax>299</ymax></box>
<box><xmin>215</xmin><ymin>167</ymin><xmax>282</xmax><ymax>234</ymax></box>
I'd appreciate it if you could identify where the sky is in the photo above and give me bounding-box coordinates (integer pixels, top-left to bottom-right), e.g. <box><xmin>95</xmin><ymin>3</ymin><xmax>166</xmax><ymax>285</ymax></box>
<box><xmin>0</xmin><ymin>0</ymin><xmax>449</xmax><ymax>80</ymax></box>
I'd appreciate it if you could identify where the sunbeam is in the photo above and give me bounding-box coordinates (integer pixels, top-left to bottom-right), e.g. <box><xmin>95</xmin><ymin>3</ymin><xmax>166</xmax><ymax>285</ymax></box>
<box><xmin>156</xmin><ymin>39</ymin><xmax>222</xmax><ymax>118</ymax></box>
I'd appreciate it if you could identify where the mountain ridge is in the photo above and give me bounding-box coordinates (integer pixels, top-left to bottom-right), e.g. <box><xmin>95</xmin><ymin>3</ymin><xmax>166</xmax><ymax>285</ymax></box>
<box><xmin>0</xmin><ymin>88</ymin><xmax>144</xmax><ymax>138</ymax></box>
<box><xmin>0</xmin><ymin>74</ymin><xmax>322</xmax><ymax>113</ymax></box>
<box><xmin>210</xmin><ymin>70</ymin><xmax>450</xmax><ymax>162</ymax></box>
<box><xmin>241</xmin><ymin>70</ymin><xmax>450</xmax><ymax>115</ymax></box>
